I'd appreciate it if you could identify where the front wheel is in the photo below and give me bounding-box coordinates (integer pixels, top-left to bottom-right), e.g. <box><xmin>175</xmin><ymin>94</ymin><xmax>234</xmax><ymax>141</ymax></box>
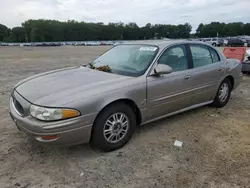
<box><xmin>91</xmin><ymin>102</ymin><xmax>136</xmax><ymax>152</ymax></box>
<box><xmin>211</xmin><ymin>78</ymin><xmax>232</xmax><ymax>108</ymax></box>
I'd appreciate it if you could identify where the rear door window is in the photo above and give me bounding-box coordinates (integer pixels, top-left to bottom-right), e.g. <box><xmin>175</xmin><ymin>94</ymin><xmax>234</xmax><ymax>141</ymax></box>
<box><xmin>190</xmin><ymin>44</ymin><xmax>213</xmax><ymax>68</ymax></box>
<box><xmin>209</xmin><ymin>48</ymin><xmax>220</xmax><ymax>63</ymax></box>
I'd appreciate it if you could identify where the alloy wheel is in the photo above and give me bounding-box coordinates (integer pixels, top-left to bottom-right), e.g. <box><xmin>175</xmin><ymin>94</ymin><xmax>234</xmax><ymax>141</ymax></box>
<box><xmin>219</xmin><ymin>83</ymin><xmax>229</xmax><ymax>102</ymax></box>
<box><xmin>103</xmin><ymin>113</ymin><xmax>129</xmax><ymax>143</ymax></box>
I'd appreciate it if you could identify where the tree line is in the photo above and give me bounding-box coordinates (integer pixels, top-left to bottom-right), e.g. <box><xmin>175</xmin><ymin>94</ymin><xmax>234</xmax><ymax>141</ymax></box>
<box><xmin>196</xmin><ymin>22</ymin><xmax>250</xmax><ymax>37</ymax></box>
<box><xmin>1</xmin><ymin>20</ymin><xmax>192</xmax><ymax>42</ymax></box>
<box><xmin>0</xmin><ymin>20</ymin><xmax>249</xmax><ymax>43</ymax></box>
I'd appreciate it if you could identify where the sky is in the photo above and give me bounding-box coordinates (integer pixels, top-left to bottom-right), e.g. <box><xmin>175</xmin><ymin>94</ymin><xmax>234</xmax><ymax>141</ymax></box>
<box><xmin>1</xmin><ymin>0</ymin><xmax>250</xmax><ymax>31</ymax></box>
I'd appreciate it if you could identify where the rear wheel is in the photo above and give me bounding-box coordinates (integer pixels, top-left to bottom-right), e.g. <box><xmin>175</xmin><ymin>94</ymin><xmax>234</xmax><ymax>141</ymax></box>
<box><xmin>211</xmin><ymin>78</ymin><xmax>232</xmax><ymax>108</ymax></box>
<box><xmin>91</xmin><ymin>102</ymin><xmax>136</xmax><ymax>152</ymax></box>
<box><xmin>212</xmin><ymin>43</ymin><xmax>217</xmax><ymax>47</ymax></box>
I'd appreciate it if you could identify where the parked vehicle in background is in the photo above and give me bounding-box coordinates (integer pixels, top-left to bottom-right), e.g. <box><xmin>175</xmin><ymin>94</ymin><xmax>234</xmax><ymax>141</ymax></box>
<box><xmin>9</xmin><ymin>40</ymin><xmax>242</xmax><ymax>151</ymax></box>
<box><xmin>218</xmin><ymin>38</ymin><xmax>226</xmax><ymax>46</ymax></box>
<box><xmin>246</xmin><ymin>39</ymin><xmax>250</xmax><ymax>47</ymax></box>
<box><xmin>197</xmin><ymin>38</ymin><xmax>204</xmax><ymax>42</ymax></box>
<box><xmin>223</xmin><ymin>38</ymin><xmax>229</xmax><ymax>46</ymax></box>
<box><xmin>203</xmin><ymin>38</ymin><xmax>222</xmax><ymax>47</ymax></box>
<box><xmin>0</xmin><ymin>42</ymin><xmax>8</xmax><ymax>46</ymax></box>
<box><xmin>227</xmin><ymin>38</ymin><xmax>245</xmax><ymax>47</ymax></box>
<box><xmin>242</xmin><ymin>49</ymin><xmax>250</xmax><ymax>74</ymax></box>
<box><xmin>241</xmin><ymin>39</ymin><xmax>248</xmax><ymax>47</ymax></box>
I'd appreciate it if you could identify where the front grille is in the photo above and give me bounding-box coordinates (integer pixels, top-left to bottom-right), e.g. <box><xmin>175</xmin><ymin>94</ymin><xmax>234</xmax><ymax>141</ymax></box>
<box><xmin>12</xmin><ymin>97</ymin><xmax>24</xmax><ymax>116</ymax></box>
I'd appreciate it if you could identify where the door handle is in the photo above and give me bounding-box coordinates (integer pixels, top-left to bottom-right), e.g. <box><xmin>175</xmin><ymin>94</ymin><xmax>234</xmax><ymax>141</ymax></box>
<box><xmin>184</xmin><ymin>75</ymin><xmax>191</xmax><ymax>80</ymax></box>
<box><xmin>218</xmin><ymin>68</ymin><xmax>224</xmax><ymax>72</ymax></box>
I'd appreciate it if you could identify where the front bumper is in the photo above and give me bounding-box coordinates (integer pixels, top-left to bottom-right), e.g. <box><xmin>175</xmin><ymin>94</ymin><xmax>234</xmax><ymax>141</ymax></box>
<box><xmin>9</xmin><ymin>91</ymin><xmax>95</xmax><ymax>146</ymax></box>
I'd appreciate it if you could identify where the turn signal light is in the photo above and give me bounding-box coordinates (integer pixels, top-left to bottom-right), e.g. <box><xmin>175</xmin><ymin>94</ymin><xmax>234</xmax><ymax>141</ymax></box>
<box><xmin>41</xmin><ymin>135</ymin><xmax>59</xmax><ymax>140</ymax></box>
<box><xmin>61</xmin><ymin>109</ymin><xmax>80</xmax><ymax>119</ymax></box>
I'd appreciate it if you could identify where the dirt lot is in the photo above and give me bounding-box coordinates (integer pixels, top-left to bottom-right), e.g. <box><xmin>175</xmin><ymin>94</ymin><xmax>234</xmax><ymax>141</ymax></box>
<box><xmin>0</xmin><ymin>46</ymin><xmax>250</xmax><ymax>188</ymax></box>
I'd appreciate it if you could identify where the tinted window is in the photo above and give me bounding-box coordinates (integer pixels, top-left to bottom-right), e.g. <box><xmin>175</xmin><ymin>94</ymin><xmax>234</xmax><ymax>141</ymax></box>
<box><xmin>158</xmin><ymin>45</ymin><xmax>188</xmax><ymax>72</ymax></box>
<box><xmin>190</xmin><ymin>45</ymin><xmax>213</xmax><ymax>68</ymax></box>
<box><xmin>209</xmin><ymin>48</ymin><xmax>220</xmax><ymax>62</ymax></box>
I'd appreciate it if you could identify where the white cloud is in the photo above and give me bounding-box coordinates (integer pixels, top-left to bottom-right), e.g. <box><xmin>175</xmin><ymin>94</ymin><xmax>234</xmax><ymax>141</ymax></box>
<box><xmin>0</xmin><ymin>0</ymin><xmax>249</xmax><ymax>31</ymax></box>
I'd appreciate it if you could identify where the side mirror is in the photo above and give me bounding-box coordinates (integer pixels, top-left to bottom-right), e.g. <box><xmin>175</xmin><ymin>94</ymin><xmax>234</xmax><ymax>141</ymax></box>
<box><xmin>153</xmin><ymin>64</ymin><xmax>172</xmax><ymax>75</ymax></box>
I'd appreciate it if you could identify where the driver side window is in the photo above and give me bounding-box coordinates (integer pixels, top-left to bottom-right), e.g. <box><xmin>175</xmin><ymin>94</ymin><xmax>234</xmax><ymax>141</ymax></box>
<box><xmin>158</xmin><ymin>45</ymin><xmax>188</xmax><ymax>72</ymax></box>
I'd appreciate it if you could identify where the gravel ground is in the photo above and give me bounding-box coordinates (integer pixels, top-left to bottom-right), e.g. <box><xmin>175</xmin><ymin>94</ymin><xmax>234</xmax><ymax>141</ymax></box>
<box><xmin>0</xmin><ymin>46</ymin><xmax>250</xmax><ymax>188</ymax></box>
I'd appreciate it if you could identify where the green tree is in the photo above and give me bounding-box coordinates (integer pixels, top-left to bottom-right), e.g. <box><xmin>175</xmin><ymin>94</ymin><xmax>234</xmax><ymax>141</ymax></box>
<box><xmin>222</xmin><ymin>22</ymin><xmax>244</xmax><ymax>36</ymax></box>
<box><xmin>196</xmin><ymin>23</ymin><xmax>204</xmax><ymax>37</ymax></box>
<box><xmin>7</xmin><ymin>20</ymin><xmax>193</xmax><ymax>42</ymax></box>
<box><xmin>198</xmin><ymin>22</ymin><xmax>225</xmax><ymax>37</ymax></box>
<box><xmin>0</xmin><ymin>24</ymin><xmax>9</xmax><ymax>42</ymax></box>
<box><xmin>7</xmin><ymin>20</ymin><xmax>250</xmax><ymax>43</ymax></box>
<box><xmin>243</xmin><ymin>23</ymin><xmax>250</xmax><ymax>35</ymax></box>
<box><xmin>196</xmin><ymin>22</ymin><xmax>248</xmax><ymax>37</ymax></box>
<box><xmin>10</xmin><ymin>27</ymin><xmax>26</xmax><ymax>42</ymax></box>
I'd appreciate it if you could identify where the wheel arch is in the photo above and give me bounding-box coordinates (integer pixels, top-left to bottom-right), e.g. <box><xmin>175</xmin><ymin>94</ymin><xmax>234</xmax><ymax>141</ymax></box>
<box><xmin>225</xmin><ymin>75</ymin><xmax>235</xmax><ymax>89</ymax></box>
<box><xmin>93</xmin><ymin>98</ymin><xmax>142</xmax><ymax>128</ymax></box>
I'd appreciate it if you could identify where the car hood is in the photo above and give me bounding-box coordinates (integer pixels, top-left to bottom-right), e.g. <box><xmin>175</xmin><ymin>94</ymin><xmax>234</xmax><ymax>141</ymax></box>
<box><xmin>15</xmin><ymin>66</ymin><xmax>132</xmax><ymax>106</ymax></box>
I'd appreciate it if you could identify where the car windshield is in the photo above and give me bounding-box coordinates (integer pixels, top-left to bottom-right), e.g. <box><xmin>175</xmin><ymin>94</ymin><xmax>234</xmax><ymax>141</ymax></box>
<box><xmin>89</xmin><ymin>45</ymin><xmax>158</xmax><ymax>77</ymax></box>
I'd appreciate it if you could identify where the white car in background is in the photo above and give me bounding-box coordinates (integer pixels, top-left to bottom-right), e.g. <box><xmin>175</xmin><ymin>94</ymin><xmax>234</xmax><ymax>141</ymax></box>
<box><xmin>242</xmin><ymin>49</ymin><xmax>250</xmax><ymax>74</ymax></box>
<box><xmin>203</xmin><ymin>38</ymin><xmax>224</xmax><ymax>47</ymax></box>
<box><xmin>203</xmin><ymin>38</ymin><xmax>219</xmax><ymax>46</ymax></box>
<box><xmin>223</xmin><ymin>39</ymin><xmax>228</xmax><ymax>46</ymax></box>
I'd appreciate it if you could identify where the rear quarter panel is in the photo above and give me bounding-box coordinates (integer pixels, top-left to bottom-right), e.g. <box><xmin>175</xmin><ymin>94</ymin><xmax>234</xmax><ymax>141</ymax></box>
<box><xmin>225</xmin><ymin>58</ymin><xmax>242</xmax><ymax>89</ymax></box>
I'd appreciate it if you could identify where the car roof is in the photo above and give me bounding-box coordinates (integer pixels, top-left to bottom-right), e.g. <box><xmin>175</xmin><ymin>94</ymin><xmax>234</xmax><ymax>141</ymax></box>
<box><xmin>122</xmin><ymin>40</ymin><xmax>210</xmax><ymax>50</ymax></box>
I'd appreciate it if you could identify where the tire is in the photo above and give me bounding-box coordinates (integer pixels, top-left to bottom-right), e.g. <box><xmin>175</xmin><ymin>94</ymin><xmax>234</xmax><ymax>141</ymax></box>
<box><xmin>212</xmin><ymin>43</ymin><xmax>217</xmax><ymax>47</ymax></box>
<box><xmin>211</xmin><ymin>78</ymin><xmax>232</xmax><ymax>108</ymax></box>
<box><xmin>91</xmin><ymin>102</ymin><xmax>136</xmax><ymax>152</ymax></box>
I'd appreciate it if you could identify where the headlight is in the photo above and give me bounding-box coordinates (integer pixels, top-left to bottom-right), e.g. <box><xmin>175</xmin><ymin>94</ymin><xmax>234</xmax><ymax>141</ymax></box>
<box><xmin>30</xmin><ymin>104</ymin><xmax>80</xmax><ymax>121</ymax></box>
